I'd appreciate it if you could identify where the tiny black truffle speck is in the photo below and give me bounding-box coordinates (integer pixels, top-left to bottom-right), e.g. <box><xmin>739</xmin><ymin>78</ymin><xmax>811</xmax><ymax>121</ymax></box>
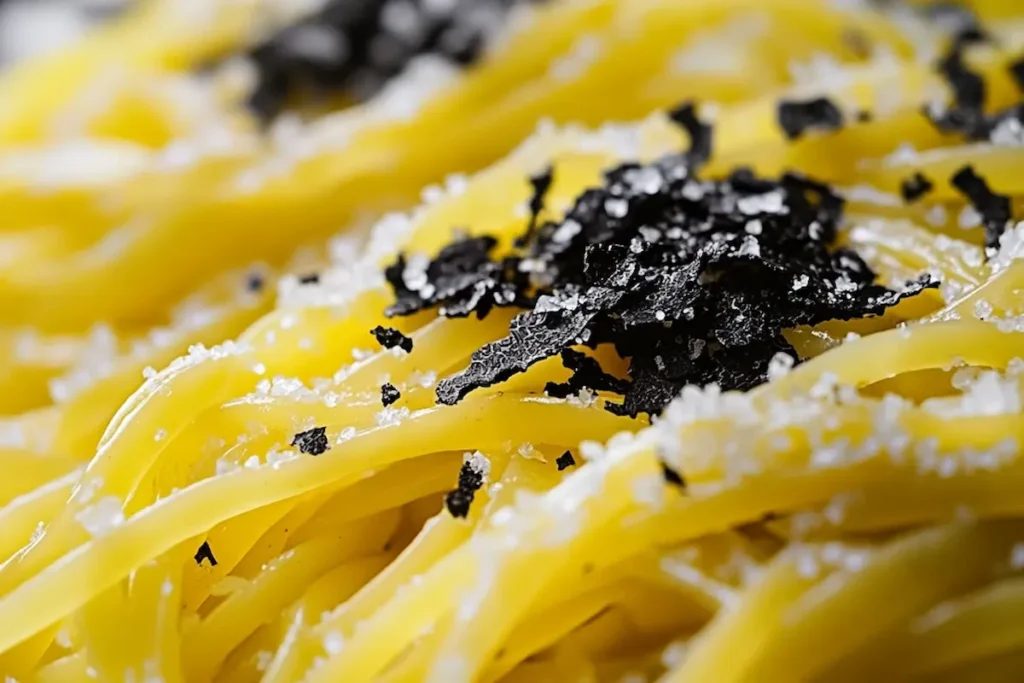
<box><xmin>371</xmin><ymin>325</ymin><xmax>413</xmax><ymax>353</ymax></box>
<box><xmin>381</xmin><ymin>383</ymin><xmax>401</xmax><ymax>407</ymax></box>
<box><xmin>194</xmin><ymin>541</ymin><xmax>218</xmax><ymax>567</ymax></box>
<box><xmin>661</xmin><ymin>461</ymin><xmax>686</xmax><ymax>489</ymax></box>
<box><xmin>444</xmin><ymin>459</ymin><xmax>487</xmax><ymax>518</ymax></box>
<box><xmin>777</xmin><ymin>97</ymin><xmax>845</xmax><ymax>140</ymax></box>
<box><xmin>556</xmin><ymin>451</ymin><xmax>576</xmax><ymax>471</ymax></box>
<box><xmin>298</xmin><ymin>273</ymin><xmax>320</xmax><ymax>284</ymax></box>
<box><xmin>900</xmin><ymin>172</ymin><xmax>934</xmax><ymax>203</ymax></box>
<box><xmin>246</xmin><ymin>272</ymin><xmax>264</xmax><ymax>292</ymax></box>
<box><xmin>291</xmin><ymin>426</ymin><xmax>329</xmax><ymax>456</ymax></box>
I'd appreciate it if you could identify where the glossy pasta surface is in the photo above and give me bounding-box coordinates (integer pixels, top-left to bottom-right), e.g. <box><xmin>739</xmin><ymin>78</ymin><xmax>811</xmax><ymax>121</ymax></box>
<box><xmin>2</xmin><ymin>1</ymin><xmax>1024</xmax><ymax>682</ymax></box>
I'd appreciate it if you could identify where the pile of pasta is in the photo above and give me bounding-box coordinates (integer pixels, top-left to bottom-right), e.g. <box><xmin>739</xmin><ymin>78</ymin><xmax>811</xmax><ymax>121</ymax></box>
<box><xmin>2</xmin><ymin>0</ymin><xmax>1024</xmax><ymax>681</ymax></box>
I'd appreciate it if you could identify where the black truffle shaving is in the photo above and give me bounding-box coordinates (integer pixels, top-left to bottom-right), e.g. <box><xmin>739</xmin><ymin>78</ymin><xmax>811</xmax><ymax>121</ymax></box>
<box><xmin>298</xmin><ymin>273</ymin><xmax>320</xmax><ymax>284</ymax></box>
<box><xmin>517</xmin><ymin>166</ymin><xmax>555</xmax><ymax>247</ymax></box>
<box><xmin>381</xmin><ymin>382</ymin><xmax>401</xmax><ymax>407</ymax></box>
<box><xmin>777</xmin><ymin>97</ymin><xmax>845</xmax><ymax>140</ymax></box>
<box><xmin>444</xmin><ymin>458</ymin><xmax>487</xmax><ymax>519</ymax></box>
<box><xmin>246</xmin><ymin>272</ymin><xmax>264</xmax><ymax>292</ymax></box>
<box><xmin>668</xmin><ymin>101</ymin><xmax>713</xmax><ymax>167</ymax></box>
<box><xmin>371</xmin><ymin>325</ymin><xmax>413</xmax><ymax>353</ymax></box>
<box><xmin>900</xmin><ymin>172</ymin><xmax>935</xmax><ymax>204</ymax></box>
<box><xmin>545</xmin><ymin>348</ymin><xmax>631</xmax><ymax>399</ymax></box>
<box><xmin>245</xmin><ymin>0</ymin><xmax>548</xmax><ymax>120</ymax></box>
<box><xmin>1011</xmin><ymin>55</ymin><xmax>1024</xmax><ymax>92</ymax></box>
<box><xmin>194</xmin><ymin>541</ymin><xmax>218</xmax><ymax>567</ymax></box>
<box><xmin>556</xmin><ymin>450</ymin><xmax>576</xmax><ymax>471</ymax></box>
<box><xmin>950</xmin><ymin>165</ymin><xmax>1013</xmax><ymax>256</ymax></box>
<box><xmin>384</xmin><ymin>236</ymin><xmax>533</xmax><ymax>320</ymax></box>
<box><xmin>923</xmin><ymin>33</ymin><xmax>1003</xmax><ymax>140</ymax></box>
<box><xmin>661</xmin><ymin>461</ymin><xmax>686</xmax><ymax>489</ymax></box>
<box><xmin>291</xmin><ymin>426</ymin><xmax>330</xmax><ymax>456</ymax></box>
<box><xmin>386</xmin><ymin>103</ymin><xmax>936</xmax><ymax>417</ymax></box>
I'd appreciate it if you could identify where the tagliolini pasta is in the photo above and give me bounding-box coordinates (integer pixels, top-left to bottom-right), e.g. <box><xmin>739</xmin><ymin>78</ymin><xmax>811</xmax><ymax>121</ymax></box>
<box><xmin>2</xmin><ymin>0</ymin><xmax>1024</xmax><ymax>682</ymax></box>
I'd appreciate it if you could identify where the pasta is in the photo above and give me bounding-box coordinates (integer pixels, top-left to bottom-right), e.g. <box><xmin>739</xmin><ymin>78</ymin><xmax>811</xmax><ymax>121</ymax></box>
<box><xmin>2</xmin><ymin>0</ymin><xmax>1024</xmax><ymax>681</ymax></box>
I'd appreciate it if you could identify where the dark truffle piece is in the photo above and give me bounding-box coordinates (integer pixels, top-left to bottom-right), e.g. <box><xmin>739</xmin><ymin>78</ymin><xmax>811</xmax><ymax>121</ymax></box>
<box><xmin>383</xmin><ymin>236</ymin><xmax>532</xmax><ymax>320</ymax></box>
<box><xmin>900</xmin><ymin>172</ymin><xmax>934</xmax><ymax>203</ymax></box>
<box><xmin>298</xmin><ymin>273</ymin><xmax>320</xmax><ymax>284</ymax></box>
<box><xmin>382</xmin><ymin>103</ymin><xmax>936</xmax><ymax>418</ymax></box>
<box><xmin>668</xmin><ymin>101</ymin><xmax>713</xmax><ymax>168</ymax></box>
<box><xmin>517</xmin><ymin>166</ymin><xmax>555</xmax><ymax>246</ymax></box>
<box><xmin>291</xmin><ymin>426</ymin><xmax>330</xmax><ymax>456</ymax></box>
<box><xmin>924</xmin><ymin>36</ymin><xmax>988</xmax><ymax>137</ymax></box>
<box><xmin>661</xmin><ymin>461</ymin><xmax>686</xmax><ymax>489</ymax></box>
<box><xmin>194</xmin><ymin>541</ymin><xmax>218</xmax><ymax>567</ymax></box>
<box><xmin>777</xmin><ymin>97</ymin><xmax>845</xmax><ymax>140</ymax></box>
<box><xmin>1012</xmin><ymin>56</ymin><xmax>1024</xmax><ymax>92</ymax></box>
<box><xmin>856</xmin><ymin>110</ymin><xmax>873</xmax><ymax>123</ymax></box>
<box><xmin>245</xmin><ymin>0</ymin><xmax>547</xmax><ymax>120</ymax></box>
<box><xmin>544</xmin><ymin>348</ymin><xmax>631</xmax><ymax>399</ymax></box>
<box><xmin>381</xmin><ymin>383</ymin><xmax>401</xmax><ymax>407</ymax></box>
<box><xmin>950</xmin><ymin>165</ymin><xmax>1012</xmax><ymax>255</ymax></box>
<box><xmin>556</xmin><ymin>451</ymin><xmax>576</xmax><ymax>471</ymax></box>
<box><xmin>246</xmin><ymin>272</ymin><xmax>264</xmax><ymax>292</ymax></box>
<box><xmin>371</xmin><ymin>325</ymin><xmax>413</xmax><ymax>353</ymax></box>
<box><xmin>444</xmin><ymin>457</ymin><xmax>487</xmax><ymax>519</ymax></box>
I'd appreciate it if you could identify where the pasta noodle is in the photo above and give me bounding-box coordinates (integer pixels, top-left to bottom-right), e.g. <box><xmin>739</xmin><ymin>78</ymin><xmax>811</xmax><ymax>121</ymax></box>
<box><xmin>1</xmin><ymin>0</ymin><xmax>1024</xmax><ymax>681</ymax></box>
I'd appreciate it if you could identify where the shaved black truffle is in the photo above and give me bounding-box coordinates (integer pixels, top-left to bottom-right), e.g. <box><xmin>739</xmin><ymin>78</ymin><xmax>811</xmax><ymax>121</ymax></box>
<box><xmin>245</xmin><ymin>0</ymin><xmax>548</xmax><ymax>120</ymax></box>
<box><xmin>545</xmin><ymin>348</ymin><xmax>631</xmax><ymax>399</ymax></box>
<box><xmin>291</xmin><ymin>426</ymin><xmax>329</xmax><ymax>456</ymax></box>
<box><xmin>777</xmin><ymin>97</ymin><xmax>845</xmax><ymax>140</ymax></box>
<box><xmin>381</xmin><ymin>383</ymin><xmax>401</xmax><ymax>407</ymax></box>
<box><xmin>924</xmin><ymin>34</ymin><xmax>990</xmax><ymax>138</ymax></box>
<box><xmin>951</xmin><ymin>165</ymin><xmax>1012</xmax><ymax>255</ymax></box>
<box><xmin>194</xmin><ymin>541</ymin><xmax>218</xmax><ymax>567</ymax></box>
<box><xmin>668</xmin><ymin>101</ymin><xmax>713</xmax><ymax>168</ymax></box>
<box><xmin>371</xmin><ymin>325</ymin><xmax>413</xmax><ymax>353</ymax></box>
<box><xmin>298</xmin><ymin>273</ymin><xmax>320</xmax><ymax>284</ymax></box>
<box><xmin>856</xmin><ymin>110</ymin><xmax>873</xmax><ymax>123</ymax></box>
<box><xmin>661</xmin><ymin>461</ymin><xmax>686</xmax><ymax>489</ymax></box>
<box><xmin>384</xmin><ymin>236</ymin><xmax>532</xmax><ymax>321</ymax></box>
<box><xmin>1012</xmin><ymin>56</ymin><xmax>1024</xmax><ymax>92</ymax></box>
<box><xmin>900</xmin><ymin>172</ymin><xmax>934</xmax><ymax>203</ymax></box>
<box><xmin>444</xmin><ymin>458</ymin><xmax>487</xmax><ymax>519</ymax></box>
<box><xmin>518</xmin><ymin>166</ymin><xmax>555</xmax><ymax>247</ymax></box>
<box><xmin>385</xmin><ymin>104</ymin><xmax>936</xmax><ymax>417</ymax></box>
<box><xmin>556</xmin><ymin>451</ymin><xmax>576</xmax><ymax>471</ymax></box>
<box><xmin>246</xmin><ymin>273</ymin><xmax>264</xmax><ymax>292</ymax></box>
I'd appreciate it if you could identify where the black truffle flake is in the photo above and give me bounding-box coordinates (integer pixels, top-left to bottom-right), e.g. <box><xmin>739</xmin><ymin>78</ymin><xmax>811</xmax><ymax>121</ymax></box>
<box><xmin>900</xmin><ymin>172</ymin><xmax>935</xmax><ymax>203</ymax></box>
<box><xmin>246</xmin><ymin>272</ymin><xmax>264</xmax><ymax>292</ymax></box>
<box><xmin>194</xmin><ymin>541</ymin><xmax>218</xmax><ymax>567</ymax></box>
<box><xmin>1011</xmin><ymin>56</ymin><xmax>1024</xmax><ymax>92</ymax></box>
<box><xmin>384</xmin><ymin>236</ymin><xmax>533</xmax><ymax>321</ymax></box>
<box><xmin>950</xmin><ymin>165</ymin><xmax>1013</xmax><ymax>256</ymax></box>
<box><xmin>298</xmin><ymin>273</ymin><xmax>320</xmax><ymax>285</ymax></box>
<box><xmin>291</xmin><ymin>426</ymin><xmax>330</xmax><ymax>456</ymax></box>
<box><xmin>371</xmin><ymin>325</ymin><xmax>414</xmax><ymax>353</ymax></box>
<box><xmin>777</xmin><ymin>97</ymin><xmax>845</xmax><ymax>140</ymax></box>
<box><xmin>661</xmin><ymin>461</ymin><xmax>686</xmax><ymax>489</ymax></box>
<box><xmin>245</xmin><ymin>0</ymin><xmax>549</xmax><ymax>120</ymax></box>
<box><xmin>385</xmin><ymin>102</ymin><xmax>937</xmax><ymax>418</ymax></box>
<box><xmin>545</xmin><ymin>348</ymin><xmax>631</xmax><ymax>399</ymax></box>
<box><xmin>444</xmin><ymin>458</ymin><xmax>487</xmax><ymax>519</ymax></box>
<box><xmin>517</xmin><ymin>165</ymin><xmax>555</xmax><ymax>247</ymax></box>
<box><xmin>381</xmin><ymin>382</ymin><xmax>401</xmax><ymax>407</ymax></box>
<box><xmin>668</xmin><ymin>101</ymin><xmax>713</xmax><ymax>168</ymax></box>
<box><xmin>921</xmin><ymin>32</ymin><xmax>1018</xmax><ymax>142</ymax></box>
<box><xmin>556</xmin><ymin>450</ymin><xmax>576</xmax><ymax>471</ymax></box>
